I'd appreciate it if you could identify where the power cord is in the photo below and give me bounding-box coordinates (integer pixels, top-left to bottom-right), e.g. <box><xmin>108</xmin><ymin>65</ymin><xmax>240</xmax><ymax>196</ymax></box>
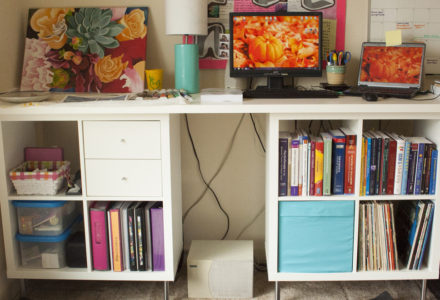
<box><xmin>249</xmin><ymin>113</ymin><xmax>266</xmax><ymax>153</ymax></box>
<box><xmin>183</xmin><ymin>114</ymin><xmax>246</xmax><ymax>240</ymax></box>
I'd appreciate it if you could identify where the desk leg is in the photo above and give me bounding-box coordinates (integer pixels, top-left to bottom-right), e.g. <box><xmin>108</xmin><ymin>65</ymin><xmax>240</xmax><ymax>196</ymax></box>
<box><xmin>164</xmin><ymin>281</ymin><xmax>169</xmax><ymax>300</ymax></box>
<box><xmin>421</xmin><ymin>279</ymin><xmax>427</xmax><ymax>300</ymax></box>
<box><xmin>275</xmin><ymin>281</ymin><xmax>280</xmax><ymax>300</ymax></box>
<box><xmin>20</xmin><ymin>279</ymin><xmax>26</xmax><ymax>297</ymax></box>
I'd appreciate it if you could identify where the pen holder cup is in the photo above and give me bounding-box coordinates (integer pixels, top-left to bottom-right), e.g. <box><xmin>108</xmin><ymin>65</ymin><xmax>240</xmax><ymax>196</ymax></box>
<box><xmin>326</xmin><ymin>65</ymin><xmax>346</xmax><ymax>85</ymax></box>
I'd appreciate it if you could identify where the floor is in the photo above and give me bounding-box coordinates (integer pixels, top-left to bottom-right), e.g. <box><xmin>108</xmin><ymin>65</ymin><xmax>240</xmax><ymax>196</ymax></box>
<box><xmin>21</xmin><ymin>265</ymin><xmax>439</xmax><ymax>300</ymax></box>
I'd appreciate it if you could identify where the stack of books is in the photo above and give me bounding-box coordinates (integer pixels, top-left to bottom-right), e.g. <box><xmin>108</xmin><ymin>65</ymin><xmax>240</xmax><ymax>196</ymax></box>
<box><xmin>396</xmin><ymin>200</ymin><xmax>434</xmax><ymax>270</ymax></box>
<box><xmin>359</xmin><ymin>132</ymin><xmax>438</xmax><ymax>196</ymax></box>
<box><xmin>278</xmin><ymin>128</ymin><xmax>356</xmax><ymax>196</ymax></box>
<box><xmin>89</xmin><ymin>201</ymin><xmax>164</xmax><ymax>272</ymax></box>
<box><xmin>358</xmin><ymin>201</ymin><xmax>398</xmax><ymax>271</ymax></box>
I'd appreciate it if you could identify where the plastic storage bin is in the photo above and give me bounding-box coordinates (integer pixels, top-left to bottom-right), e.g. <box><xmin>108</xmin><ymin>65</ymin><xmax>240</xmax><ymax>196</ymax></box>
<box><xmin>278</xmin><ymin>200</ymin><xmax>354</xmax><ymax>273</ymax></box>
<box><xmin>16</xmin><ymin>216</ymin><xmax>82</xmax><ymax>269</ymax></box>
<box><xmin>13</xmin><ymin>201</ymin><xmax>80</xmax><ymax>236</ymax></box>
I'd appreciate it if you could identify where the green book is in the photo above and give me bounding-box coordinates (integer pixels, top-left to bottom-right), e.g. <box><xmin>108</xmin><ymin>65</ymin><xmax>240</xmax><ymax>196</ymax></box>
<box><xmin>320</xmin><ymin>132</ymin><xmax>332</xmax><ymax>196</ymax></box>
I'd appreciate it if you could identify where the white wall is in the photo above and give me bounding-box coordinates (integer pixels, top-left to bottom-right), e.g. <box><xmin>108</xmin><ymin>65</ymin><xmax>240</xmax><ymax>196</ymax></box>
<box><xmin>0</xmin><ymin>1</ymin><xmax>370</xmax><ymax>291</ymax></box>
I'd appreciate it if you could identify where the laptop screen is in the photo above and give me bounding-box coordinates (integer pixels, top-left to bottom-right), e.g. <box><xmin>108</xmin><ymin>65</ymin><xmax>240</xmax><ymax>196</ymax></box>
<box><xmin>358</xmin><ymin>42</ymin><xmax>425</xmax><ymax>89</ymax></box>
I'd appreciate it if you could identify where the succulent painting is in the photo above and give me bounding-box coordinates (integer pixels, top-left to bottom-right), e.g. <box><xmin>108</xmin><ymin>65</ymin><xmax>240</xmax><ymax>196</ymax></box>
<box><xmin>66</xmin><ymin>8</ymin><xmax>125</xmax><ymax>58</ymax></box>
<box><xmin>21</xmin><ymin>7</ymin><xmax>148</xmax><ymax>93</ymax></box>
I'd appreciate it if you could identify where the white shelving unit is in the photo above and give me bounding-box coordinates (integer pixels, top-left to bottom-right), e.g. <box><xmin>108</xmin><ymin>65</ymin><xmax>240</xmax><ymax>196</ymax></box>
<box><xmin>0</xmin><ymin>97</ymin><xmax>440</xmax><ymax>299</ymax></box>
<box><xmin>0</xmin><ymin>114</ymin><xmax>182</xmax><ymax>297</ymax></box>
<box><xmin>266</xmin><ymin>114</ymin><xmax>440</xmax><ymax>299</ymax></box>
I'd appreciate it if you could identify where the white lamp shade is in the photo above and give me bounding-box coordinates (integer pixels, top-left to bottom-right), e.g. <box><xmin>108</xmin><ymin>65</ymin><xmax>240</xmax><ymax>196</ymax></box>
<box><xmin>165</xmin><ymin>0</ymin><xmax>208</xmax><ymax>35</ymax></box>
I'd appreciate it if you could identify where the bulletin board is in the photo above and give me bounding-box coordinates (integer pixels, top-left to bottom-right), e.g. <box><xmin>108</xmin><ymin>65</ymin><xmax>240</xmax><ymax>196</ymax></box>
<box><xmin>369</xmin><ymin>0</ymin><xmax>440</xmax><ymax>74</ymax></box>
<box><xmin>198</xmin><ymin>0</ymin><xmax>346</xmax><ymax>69</ymax></box>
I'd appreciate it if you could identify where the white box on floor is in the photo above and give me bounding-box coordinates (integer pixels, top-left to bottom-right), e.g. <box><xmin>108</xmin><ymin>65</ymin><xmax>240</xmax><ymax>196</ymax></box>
<box><xmin>187</xmin><ymin>240</ymin><xmax>253</xmax><ymax>299</ymax></box>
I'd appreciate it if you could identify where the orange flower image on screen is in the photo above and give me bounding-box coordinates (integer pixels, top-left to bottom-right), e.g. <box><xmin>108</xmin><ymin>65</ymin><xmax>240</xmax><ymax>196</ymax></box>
<box><xmin>233</xmin><ymin>16</ymin><xmax>320</xmax><ymax>69</ymax></box>
<box><xmin>360</xmin><ymin>46</ymin><xmax>423</xmax><ymax>84</ymax></box>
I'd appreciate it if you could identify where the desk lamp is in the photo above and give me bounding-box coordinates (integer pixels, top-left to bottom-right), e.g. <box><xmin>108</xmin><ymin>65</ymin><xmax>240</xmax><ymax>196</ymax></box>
<box><xmin>165</xmin><ymin>0</ymin><xmax>207</xmax><ymax>93</ymax></box>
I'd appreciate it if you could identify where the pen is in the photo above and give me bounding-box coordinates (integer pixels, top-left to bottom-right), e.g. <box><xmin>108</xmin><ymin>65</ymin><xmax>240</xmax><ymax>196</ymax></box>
<box><xmin>179</xmin><ymin>89</ymin><xmax>194</xmax><ymax>103</ymax></box>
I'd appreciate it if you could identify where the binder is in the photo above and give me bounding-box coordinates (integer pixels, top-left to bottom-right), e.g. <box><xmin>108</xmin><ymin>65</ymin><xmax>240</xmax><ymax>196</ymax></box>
<box><xmin>127</xmin><ymin>202</ymin><xmax>141</xmax><ymax>271</ymax></box>
<box><xmin>90</xmin><ymin>201</ymin><xmax>111</xmax><ymax>271</ymax></box>
<box><xmin>109</xmin><ymin>202</ymin><xmax>125</xmax><ymax>272</ymax></box>
<box><xmin>135</xmin><ymin>202</ymin><xmax>147</xmax><ymax>271</ymax></box>
<box><xmin>150</xmin><ymin>202</ymin><xmax>165</xmax><ymax>271</ymax></box>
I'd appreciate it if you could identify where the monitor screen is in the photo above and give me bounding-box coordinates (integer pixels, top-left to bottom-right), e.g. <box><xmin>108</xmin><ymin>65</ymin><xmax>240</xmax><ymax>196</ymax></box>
<box><xmin>230</xmin><ymin>12</ymin><xmax>323</xmax><ymax>78</ymax></box>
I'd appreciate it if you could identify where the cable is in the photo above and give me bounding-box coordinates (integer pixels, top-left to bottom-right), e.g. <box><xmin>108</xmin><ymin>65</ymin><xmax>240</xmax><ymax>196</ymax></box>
<box><xmin>409</xmin><ymin>92</ymin><xmax>440</xmax><ymax>101</ymax></box>
<box><xmin>249</xmin><ymin>113</ymin><xmax>266</xmax><ymax>153</ymax></box>
<box><xmin>236</xmin><ymin>205</ymin><xmax>264</xmax><ymax>239</ymax></box>
<box><xmin>183</xmin><ymin>114</ymin><xmax>245</xmax><ymax>239</ymax></box>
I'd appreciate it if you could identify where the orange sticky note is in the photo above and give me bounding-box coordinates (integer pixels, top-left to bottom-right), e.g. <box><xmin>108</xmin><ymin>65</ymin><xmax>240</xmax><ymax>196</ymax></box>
<box><xmin>385</xmin><ymin>30</ymin><xmax>402</xmax><ymax>46</ymax></box>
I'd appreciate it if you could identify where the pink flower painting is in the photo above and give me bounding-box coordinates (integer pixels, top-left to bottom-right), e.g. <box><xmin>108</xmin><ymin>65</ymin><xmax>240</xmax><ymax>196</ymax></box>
<box><xmin>21</xmin><ymin>7</ymin><xmax>148</xmax><ymax>93</ymax></box>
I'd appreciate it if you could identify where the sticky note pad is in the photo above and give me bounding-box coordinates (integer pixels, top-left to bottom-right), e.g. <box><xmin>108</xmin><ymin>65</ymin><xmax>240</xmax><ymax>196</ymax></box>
<box><xmin>385</xmin><ymin>30</ymin><xmax>402</xmax><ymax>47</ymax></box>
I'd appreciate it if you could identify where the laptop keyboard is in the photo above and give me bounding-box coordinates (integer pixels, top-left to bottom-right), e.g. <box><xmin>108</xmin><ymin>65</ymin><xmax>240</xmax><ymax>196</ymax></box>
<box><xmin>344</xmin><ymin>86</ymin><xmax>418</xmax><ymax>98</ymax></box>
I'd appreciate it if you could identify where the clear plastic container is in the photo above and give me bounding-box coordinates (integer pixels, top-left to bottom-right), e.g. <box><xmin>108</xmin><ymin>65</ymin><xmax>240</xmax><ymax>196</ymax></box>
<box><xmin>16</xmin><ymin>216</ymin><xmax>82</xmax><ymax>269</ymax></box>
<box><xmin>13</xmin><ymin>201</ymin><xmax>80</xmax><ymax>236</ymax></box>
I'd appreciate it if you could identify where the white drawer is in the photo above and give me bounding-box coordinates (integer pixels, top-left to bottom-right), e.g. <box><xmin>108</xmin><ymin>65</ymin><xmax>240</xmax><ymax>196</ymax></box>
<box><xmin>83</xmin><ymin>121</ymin><xmax>161</xmax><ymax>159</ymax></box>
<box><xmin>85</xmin><ymin>159</ymin><xmax>162</xmax><ymax>197</ymax></box>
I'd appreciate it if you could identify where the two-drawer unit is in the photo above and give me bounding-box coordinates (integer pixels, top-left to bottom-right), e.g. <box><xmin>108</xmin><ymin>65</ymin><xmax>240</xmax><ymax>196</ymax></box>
<box><xmin>82</xmin><ymin>121</ymin><xmax>163</xmax><ymax>197</ymax></box>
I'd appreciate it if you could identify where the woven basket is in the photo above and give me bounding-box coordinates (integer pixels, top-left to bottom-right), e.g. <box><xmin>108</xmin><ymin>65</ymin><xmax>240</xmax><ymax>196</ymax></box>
<box><xmin>9</xmin><ymin>161</ymin><xmax>70</xmax><ymax>195</ymax></box>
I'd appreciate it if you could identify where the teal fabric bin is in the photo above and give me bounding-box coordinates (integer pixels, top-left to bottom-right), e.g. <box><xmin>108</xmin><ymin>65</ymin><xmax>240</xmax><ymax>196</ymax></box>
<box><xmin>278</xmin><ymin>201</ymin><xmax>354</xmax><ymax>273</ymax></box>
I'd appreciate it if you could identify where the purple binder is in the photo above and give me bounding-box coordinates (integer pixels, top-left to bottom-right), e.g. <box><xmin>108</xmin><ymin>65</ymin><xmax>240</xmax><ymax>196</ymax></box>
<box><xmin>150</xmin><ymin>204</ymin><xmax>165</xmax><ymax>271</ymax></box>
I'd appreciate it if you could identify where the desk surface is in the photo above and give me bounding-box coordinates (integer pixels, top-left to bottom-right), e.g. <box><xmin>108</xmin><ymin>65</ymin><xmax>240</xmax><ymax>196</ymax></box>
<box><xmin>0</xmin><ymin>94</ymin><xmax>439</xmax><ymax>120</ymax></box>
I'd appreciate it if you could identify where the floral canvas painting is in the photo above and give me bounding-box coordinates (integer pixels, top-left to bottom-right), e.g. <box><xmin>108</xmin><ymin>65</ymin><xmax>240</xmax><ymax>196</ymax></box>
<box><xmin>21</xmin><ymin>7</ymin><xmax>148</xmax><ymax>93</ymax></box>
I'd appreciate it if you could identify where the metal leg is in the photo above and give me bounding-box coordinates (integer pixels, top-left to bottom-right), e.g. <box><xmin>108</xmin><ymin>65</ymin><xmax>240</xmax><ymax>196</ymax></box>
<box><xmin>421</xmin><ymin>279</ymin><xmax>427</xmax><ymax>300</ymax></box>
<box><xmin>20</xmin><ymin>279</ymin><xmax>26</xmax><ymax>297</ymax></box>
<box><xmin>164</xmin><ymin>281</ymin><xmax>169</xmax><ymax>300</ymax></box>
<box><xmin>275</xmin><ymin>281</ymin><xmax>280</xmax><ymax>300</ymax></box>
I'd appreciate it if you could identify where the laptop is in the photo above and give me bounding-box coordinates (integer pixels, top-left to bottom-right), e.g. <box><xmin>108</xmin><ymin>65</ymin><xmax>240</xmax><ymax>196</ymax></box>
<box><xmin>344</xmin><ymin>42</ymin><xmax>426</xmax><ymax>99</ymax></box>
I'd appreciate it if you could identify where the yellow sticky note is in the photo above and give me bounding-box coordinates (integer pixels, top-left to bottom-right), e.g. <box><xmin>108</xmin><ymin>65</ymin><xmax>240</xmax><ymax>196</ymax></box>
<box><xmin>385</xmin><ymin>30</ymin><xmax>402</xmax><ymax>46</ymax></box>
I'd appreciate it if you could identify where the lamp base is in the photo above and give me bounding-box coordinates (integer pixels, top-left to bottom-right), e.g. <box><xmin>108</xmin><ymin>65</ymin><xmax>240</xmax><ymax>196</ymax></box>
<box><xmin>175</xmin><ymin>44</ymin><xmax>200</xmax><ymax>94</ymax></box>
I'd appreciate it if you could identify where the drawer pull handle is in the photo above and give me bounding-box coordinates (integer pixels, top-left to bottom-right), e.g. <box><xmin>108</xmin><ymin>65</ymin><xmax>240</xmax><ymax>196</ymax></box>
<box><xmin>121</xmin><ymin>177</ymin><xmax>128</xmax><ymax>181</ymax></box>
<box><xmin>120</xmin><ymin>138</ymin><xmax>126</xmax><ymax>143</ymax></box>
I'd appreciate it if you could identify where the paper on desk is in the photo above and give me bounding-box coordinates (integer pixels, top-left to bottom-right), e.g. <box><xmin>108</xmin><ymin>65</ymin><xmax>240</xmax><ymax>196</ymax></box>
<box><xmin>63</xmin><ymin>95</ymin><xmax>128</xmax><ymax>102</ymax></box>
<box><xmin>385</xmin><ymin>30</ymin><xmax>402</xmax><ymax>47</ymax></box>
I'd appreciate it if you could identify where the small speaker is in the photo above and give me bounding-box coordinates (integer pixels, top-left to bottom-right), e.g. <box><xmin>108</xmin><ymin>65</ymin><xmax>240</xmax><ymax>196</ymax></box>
<box><xmin>66</xmin><ymin>231</ymin><xmax>86</xmax><ymax>268</ymax></box>
<box><xmin>187</xmin><ymin>240</ymin><xmax>253</xmax><ymax>299</ymax></box>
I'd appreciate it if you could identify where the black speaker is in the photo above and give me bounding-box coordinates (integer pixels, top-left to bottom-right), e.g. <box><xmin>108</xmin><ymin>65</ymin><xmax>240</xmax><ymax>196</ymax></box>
<box><xmin>66</xmin><ymin>231</ymin><xmax>86</xmax><ymax>268</ymax></box>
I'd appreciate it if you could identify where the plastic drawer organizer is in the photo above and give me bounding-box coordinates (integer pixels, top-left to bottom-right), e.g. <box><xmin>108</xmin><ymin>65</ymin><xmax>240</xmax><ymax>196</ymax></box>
<box><xmin>278</xmin><ymin>201</ymin><xmax>355</xmax><ymax>273</ymax></box>
<box><xmin>13</xmin><ymin>201</ymin><xmax>80</xmax><ymax>236</ymax></box>
<box><xmin>15</xmin><ymin>216</ymin><xmax>82</xmax><ymax>269</ymax></box>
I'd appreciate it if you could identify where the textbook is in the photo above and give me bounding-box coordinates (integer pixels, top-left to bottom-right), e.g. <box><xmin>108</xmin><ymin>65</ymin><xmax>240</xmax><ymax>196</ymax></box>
<box><xmin>329</xmin><ymin>129</ymin><xmax>346</xmax><ymax>195</ymax></box>
<box><xmin>340</xmin><ymin>128</ymin><xmax>356</xmax><ymax>195</ymax></box>
<box><xmin>278</xmin><ymin>132</ymin><xmax>291</xmax><ymax>196</ymax></box>
<box><xmin>320</xmin><ymin>132</ymin><xmax>332</xmax><ymax>196</ymax></box>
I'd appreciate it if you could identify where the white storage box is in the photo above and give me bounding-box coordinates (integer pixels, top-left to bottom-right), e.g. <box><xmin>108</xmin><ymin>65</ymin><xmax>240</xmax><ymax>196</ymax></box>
<box><xmin>13</xmin><ymin>201</ymin><xmax>80</xmax><ymax>236</ymax></box>
<box><xmin>16</xmin><ymin>216</ymin><xmax>81</xmax><ymax>269</ymax></box>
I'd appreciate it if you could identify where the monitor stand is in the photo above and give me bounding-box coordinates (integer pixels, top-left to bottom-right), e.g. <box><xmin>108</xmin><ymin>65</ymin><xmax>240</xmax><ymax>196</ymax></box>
<box><xmin>254</xmin><ymin>76</ymin><xmax>290</xmax><ymax>91</ymax></box>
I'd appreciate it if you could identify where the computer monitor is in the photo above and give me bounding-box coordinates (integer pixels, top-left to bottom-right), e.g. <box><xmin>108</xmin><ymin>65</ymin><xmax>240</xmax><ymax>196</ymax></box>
<box><xmin>229</xmin><ymin>11</ymin><xmax>323</xmax><ymax>90</ymax></box>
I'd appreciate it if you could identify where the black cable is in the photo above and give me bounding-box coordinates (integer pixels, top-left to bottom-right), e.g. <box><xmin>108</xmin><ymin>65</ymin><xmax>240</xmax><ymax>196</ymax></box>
<box><xmin>249</xmin><ymin>113</ymin><xmax>266</xmax><ymax>153</ymax></box>
<box><xmin>184</xmin><ymin>114</ymin><xmax>230</xmax><ymax>240</ymax></box>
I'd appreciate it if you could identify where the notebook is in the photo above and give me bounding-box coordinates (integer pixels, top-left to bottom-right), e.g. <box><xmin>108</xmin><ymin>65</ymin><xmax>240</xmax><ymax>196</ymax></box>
<box><xmin>344</xmin><ymin>42</ymin><xmax>426</xmax><ymax>99</ymax></box>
